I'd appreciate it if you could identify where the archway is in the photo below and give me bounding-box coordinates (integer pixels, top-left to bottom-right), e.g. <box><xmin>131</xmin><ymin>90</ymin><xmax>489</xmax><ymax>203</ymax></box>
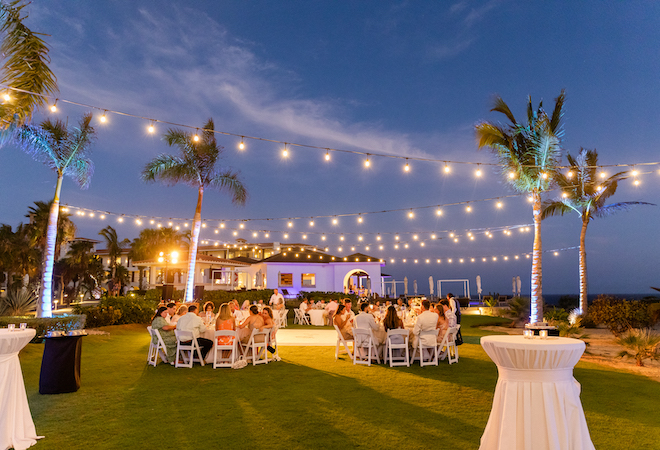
<box><xmin>343</xmin><ymin>269</ymin><xmax>372</xmax><ymax>295</ymax></box>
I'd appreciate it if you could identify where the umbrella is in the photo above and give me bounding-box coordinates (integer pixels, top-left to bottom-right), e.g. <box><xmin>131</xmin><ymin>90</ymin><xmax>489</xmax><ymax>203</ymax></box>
<box><xmin>404</xmin><ymin>277</ymin><xmax>408</xmax><ymax>295</ymax></box>
<box><xmin>476</xmin><ymin>275</ymin><xmax>482</xmax><ymax>300</ymax></box>
<box><xmin>516</xmin><ymin>276</ymin><xmax>522</xmax><ymax>296</ymax></box>
<box><xmin>413</xmin><ymin>280</ymin><xmax>418</xmax><ymax>295</ymax></box>
<box><xmin>513</xmin><ymin>277</ymin><xmax>516</xmax><ymax>295</ymax></box>
<box><xmin>429</xmin><ymin>276</ymin><xmax>434</xmax><ymax>296</ymax></box>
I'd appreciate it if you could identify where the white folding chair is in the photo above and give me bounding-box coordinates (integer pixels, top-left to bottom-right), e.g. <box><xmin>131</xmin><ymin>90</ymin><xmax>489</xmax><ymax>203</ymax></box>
<box><xmin>147</xmin><ymin>326</ymin><xmax>168</xmax><ymax>366</ymax></box>
<box><xmin>438</xmin><ymin>325</ymin><xmax>460</xmax><ymax>364</ymax></box>
<box><xmin>174</xmin><ymin>330</ymin><xmax>205</xmax><ymax>368</ymax></box>
<box><xmin>278</xmin><ymin>309</ymin><xmax>289</xmax><ymax>328</ymax></box>
<box><xmin>352</xmin><ymin>328</ymin><xmax>381</xmax><ymax>366</ymax></box>
<box><xmin>333</xmin><ymin>324</ymin><xmax>353</xmax><ymax>360</ymax></box>
<box><xmin>293</xmin><ymin>308</ymin><xmax>302</xmax><ymax>325</ymax></box>
<box><xmin>414</xmin><ymin>330</ymin><xmax>438</xmax><ymax>367</ymax></box>
<box><xmin>299</xmin><ymin>309</ymin><xmax>310</xmax><ymax>325</ymax></box>
<box><xmin>385</xmin><ymin>329</ymin><xmax>410</xmax><ymax>367</ymax></box>
<box><xmin>212</xmin><ymin>330</ymin><xmax>239</xmax><ymax>368</ymax></box>
<box><xmin>244</xmin><ymin>328</ymin><xmax>271</xmax><ymax>365</ymax></box>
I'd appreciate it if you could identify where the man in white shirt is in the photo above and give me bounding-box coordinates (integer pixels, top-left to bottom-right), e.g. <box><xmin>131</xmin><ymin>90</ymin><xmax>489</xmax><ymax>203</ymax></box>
<box><xmin>412</xmin><ymin>300</ymin><xmax>440</xmax><ymax>349</ymax></box>
<box><xmin>446</xmin><ymin>293</ymin><xmax>462</xmax><ymax>324</ymax></box>
<box><xmin>269</xmin><ymin>289</ymin><xmax>285</xmax><ymax>310</ymax></box>
<box><xmin>354</xmin><ymin>302</ymin><xmax>385</xmax><ymax>345</ymax></box>
<box><xmin>299</xmin><ymin>299</ymin><xmax>310</xmax><ymax>322</ymax></box>
<box><xmin>176</xmin><ymin>305</ymin><xmax>213</xmax><ymax>359</ymax></box>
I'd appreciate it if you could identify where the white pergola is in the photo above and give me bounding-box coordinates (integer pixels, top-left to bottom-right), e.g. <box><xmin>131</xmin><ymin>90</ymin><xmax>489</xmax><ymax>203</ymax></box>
<box><xmin>436</xmin><ymin>279</ymin><xmax>471</xmax><ymax>299</ymax></box>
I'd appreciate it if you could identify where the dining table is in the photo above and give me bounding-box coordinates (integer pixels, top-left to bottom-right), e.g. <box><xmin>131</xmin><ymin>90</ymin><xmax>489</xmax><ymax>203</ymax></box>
<box><xmin>479</xmin><ymin>335</ymin><xmax>595</xmax><ymax>450</ymax></box>
<box><xmin>308</xmin><ymin>309</ymin><xmax>326</xmax><ymax>326</ymax></box>
<box><xmin>0</xmin><ymin>328</ymin><xmax>43</xmax><ymax>450</ymax></box>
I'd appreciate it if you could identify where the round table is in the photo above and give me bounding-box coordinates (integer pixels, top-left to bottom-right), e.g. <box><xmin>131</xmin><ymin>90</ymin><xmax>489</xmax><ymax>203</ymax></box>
<box><xmin>308</xmin><ymin>309</ymin><xmax>326</xmax><ymax>326</ymax></box>
<box><xmin>0</xmin><ymin>328</ymin><xmax>43</xmax><ymax>450</ymax></box>
<box><xmin>479</xmin><ymin>335</ymin><xmax>595</xmax><ymax>450</ymax></box>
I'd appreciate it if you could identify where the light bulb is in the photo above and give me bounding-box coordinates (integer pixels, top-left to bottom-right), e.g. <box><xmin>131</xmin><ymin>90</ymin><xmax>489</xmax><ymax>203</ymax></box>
<box><xmin>332</xmin><ymin>218</ymin><xmax>338</xmax><ymax>225</ymax></box>
<box><xmin>357</xmin><ymin>216</ymin><xmax>363</xmax><ymax>223</ymax></box>
<box><xmin>508</xmin><ymin>171</ymin><xmax>516</xmax><ymax>179</ymax></box>
<box><xmin>466</xmin><ymin>205</ymin><xmax>472</xmax><ymax>212</ymax></box>
<box><xmin>364</xmin><ymin>156</ymin><xmax>370</xmax><ymax>167</ymax></box>
<box><xmin>288</xmin><ymin>221</ymin><xmax>293</xmax><ymax>228</ymax></box>
<box><xmin>631</xmin><ymin>169</ymin><xmax>638</xmax><ymax>177</ymax></box>
<box><xmin>50</xmin><ymin>103</ymin><xmax>57</xmax><ymax>113</ymax></box>
<box><xmin>404</xmin><ymin>159</ymin><xmax>410</xmax><ymax>172</ymax></box>
<box><xmin>193</xmin><ymin>134</ymin><xmax>199</xmax><ymax>142</ymax></box>
<box><xmin>282</xmin><ymin>144</ymin><xmax>288</xmax><ymax>157</ymax></box>
<box><xmin>599</xmin><ymin>171</ymin><xmax>606</xmax><ymax>178</ymax></box>
<box><xmin>239</xmin><ymin>137</ymin><xmax>245</xmax><ymax>150</ymax></box>
<box><xmin>475</xmin><ymin>167</ymin><xmax>482</xmax><ymax>177</ymax></box>
<box><xmin>408</xmin><ymin>210</ymin><xmax>414</xmax><ymax>219</ymax></box>
<box><xmin>436</xmin><ymin>209</ymin><xmax>443</xmax><ymax>216</ymax></box>
<box><xmin>2</xmin><ymin>93</ymin><xmax>10</xmax><ymax>102</ymax></box>
<box><xmin>325</xmin><ymin>151</ymin><xmax>330</xmax><ymax>161</ymax></box>
<box><xmin>100</xmin><ymin>113</ymin><xmax>107</xmax><ymax>123</ymax></box>
<box><xmin>567</xmin><ymin>170</ymin><xmax>574</xmax><ymax>178</ymax></box>
<box><xmin>444</xmin><ymin>163</ymin><xmax>450</xmax><ymax>173</ymax></box>
<box><xmin>634</xmin><ymin>179</ymin><xmax>640</xmax><ymax>186</ymax></box>
<box><xmin>541</xmin><ymin>172</ymin><xmax>548</xmax><ymax>179</ymax></box>
<box><xmin>309</xmin><ymin>220</ymin><xmax>314</xmax><ymax>227</ymax></box>
<box><xmin>496</xmin><ymin>202</ymin><xmax>503</xmax><ymax>208</ymax></box>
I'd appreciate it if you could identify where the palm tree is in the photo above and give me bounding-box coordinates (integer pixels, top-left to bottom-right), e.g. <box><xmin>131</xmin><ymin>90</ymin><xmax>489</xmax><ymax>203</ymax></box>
<box><xmin>475</xmin><ymin>90</ymin><xmax>566</xmax><ymax>323</ymax></box>
<box><xmin>26</xmin><ymin>200</ymin><xmax>76</xmax><ymax>268</ymax></box>
<box><xmin>13</xmin><ymin>113</ymin><xmax>95</xmax><ymax>317</ymax></box>
<box><xmin>0</xmin><ymin>1</ymin><xmax>57</xmax><ymax>133</ymax></box>
<box><xmin>616</xmin><ymin>329</ymin><xmax>660</xmax><ymax>367</ymax></box>
<box><xmin>541</xmin><ymin>148</ymin><xmax>654</xmax><ymax>315</ymax></box>
<box><xmin>142</xmin><ymin>119</ymin><xmax>247</xmax><ymax>303</ymax></box>
<box><xmin>98</xmin><ymin>225</ymin><xmax>130</xmax><ymax>293</ymax></box>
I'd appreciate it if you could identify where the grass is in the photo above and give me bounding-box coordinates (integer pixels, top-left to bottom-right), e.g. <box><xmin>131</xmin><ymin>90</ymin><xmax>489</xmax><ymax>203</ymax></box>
<box><xmin>16</xmin><ymin>315</ymin><xmax>660</xmax><ymax>449</ymax></box>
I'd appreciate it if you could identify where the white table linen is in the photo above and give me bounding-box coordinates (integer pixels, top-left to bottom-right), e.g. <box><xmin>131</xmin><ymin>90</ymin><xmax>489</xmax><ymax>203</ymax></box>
<box><xmin>0</xmin><ymin>328</ymin><xmax>42</xmax><ymax>450</ymax></box>
<box><xmin>308</xmin><ymin>310</ymin><xmax>326</xmax><ymax>326</ymax></box>
<box><xmin>479</xmin><ymin>335</ymin><xmax>595</xmax><ymax>450</ymax></box>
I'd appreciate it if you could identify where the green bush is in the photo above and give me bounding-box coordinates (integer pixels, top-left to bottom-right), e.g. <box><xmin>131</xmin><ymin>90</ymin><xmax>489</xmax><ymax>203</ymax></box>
<box><xmin>558</xmin><ymin>295</ymin><xmax>579</xmax><ymax>310</ymax></box>
<box><xmin>544</xmin><ymin>307</ymin><xmax>569</xmax><ymax>324</ymax></box>
<box><xmin>202</xmin><ymin>289</ymin><xmax>274</xmax><ymax>305</ymax></box>
<box><xmin>648</xmin><ymin>302</ymin><xmax>660</xmax><ymax>324</ymax></box>
<box><xmin>505</xmin><ymin>296</ymin><xmax>530</xmax><ymax>324</ymax></box>
<box><xmin>0</xmin><ymin>315</ymin><xmax>86</xmax><ymax>341</ymax></box>
<box><xmin>75</xmin><ymin>306</ymin><xmax>122</xmax><ymax>328</ymax></box>
<box><xmin>72</xmin><ymin>295</ymin><xmax>158</xmax><ymax>327</ymax></box>
<box><xmin>586</xmin><ymin>295</ymin><xmax>656</xmax><ymax>336</ymax></box>
<box><xmin>144</xmin><ymin>288</ymin><xmax>184</xmax><ymax>302</ymax></box>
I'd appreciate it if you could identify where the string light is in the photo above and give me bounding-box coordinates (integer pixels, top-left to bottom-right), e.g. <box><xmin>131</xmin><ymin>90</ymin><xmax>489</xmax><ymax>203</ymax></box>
<box><xmin>99</xmin><ymin>111</ymin><xmax>107</xmax><ymax>123</ymax></box>
<box><xmin>50</xmin><ymin>100</ymin><xmax>58</xmax><ymax>112</ymax></box>
<box><xmin>444</xmin><ymin>162</ymin><xmax>451</xmax><ymax>174</ymax></box>
<box><xmin>599</xmin><ymin>171</ymin><xmax>606</xmax><ymax>178</ymax></box>
<box><xmin>566</xmin><ymin>170</ymin><xmax>574</xmax><ymax>178</ymax></box>
<box><xmin>475</xmin><ymin>165</ymin><xmax>482</xmax><ymax>177</ymax></box>
<box><xmin>508</xmin><ymin>171</ymin><xmax>516</xmax><ymax>179</ymax></box>
<box><xmin>193</xmin><ymin>130</ymin><xmax>199</xmax><ymax>142</ymax></box>
<box><xmin>147</xmin><ymin>123</ymin><xmax>155</xmax><ymax>133</ymax></box>
<box><xmin>325</xmin><ymin>150</ymin><xmax>330</xmax><ymax>161</ymax></box>
<box><xmin>282</xmin><ymin>143</ymin><xmax>288</xmax><ymax>158</ymax></box>
<box><xmin>408</xmin><ymin>210</ymin><xmax>414</xmax><ymax>219</ymax></box>
<box><xmin>357</xmin><ymin>215</ymin><xmax>363</xmax><ymax>223</ymax></box>
<box><xmin>496</xmin><ymin>201</ymin><xmax>503</xmax><ymax>208</ymax></box>
<box><xmin>239</xmin><ymin>137</ymin><xmax>245</xmax><ymax>150</ymax></box>
<box><xmin>364</xmin><ymin>154</ymin><xmax>371</xmax><ymax>168</ymax></box>
<box><xmin>436</xmin><ymin>209</ymin><xmax>443</xmax><ymax>216</ymax></box>
<box><xmin>2</xmin><ymin>93</ymin><xmax>10</xmax><ymax>102</ymax></box>
<box><xmin>404</xmin><ymin>159</ymin><xmax>410</xmax><ymax>172</ymax></box>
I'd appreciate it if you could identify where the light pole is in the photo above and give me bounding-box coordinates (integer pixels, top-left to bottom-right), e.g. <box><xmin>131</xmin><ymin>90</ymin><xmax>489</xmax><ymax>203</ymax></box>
<box><xmin>158</xmin><ymin>250</ymin><xmax>179</xmax><ymax>301</ymax></box>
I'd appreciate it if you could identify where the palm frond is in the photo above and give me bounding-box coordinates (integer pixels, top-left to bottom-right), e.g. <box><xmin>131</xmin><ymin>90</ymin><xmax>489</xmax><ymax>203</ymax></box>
<box><xmin>591</xmin><ymin>201</ymin><xmax>655</xmax><ymax>219</ymax></box>
<box><xmin>549</xmin><ymin>89</ymin><xmax>566</xmax><ymax>134</ymax></box>
<box><xmin>141</xmin><ymin>154</ymin><xmax>198</xmax><ymax>186</ymax></box>
<box><xmin>207</xmin><ymin>170</ymin><xmax>248</xmax><ymax>205</ymax></box>
<box><xmin>490</xmin><ymin>96</ymin><xmax>516</xmax><ymax>124</ymax></box>
<box><xmin>0</xmin><ymin>1</ymin><xmax>58</xmax><ymax>129</ymax></box>
<box><xmin>64</xmin><ymin>157</ymin><xmax>94</xmax><ymax>189</ymax></box>
<box><xmin>540</xmin><ymin>200</ymin><xmax>574</xmax><ymax>219</ymax></box>
<box><xmin>13</xmin><ymin>123</ymin><xmax>61</xmax><ymax>169</ymax></box>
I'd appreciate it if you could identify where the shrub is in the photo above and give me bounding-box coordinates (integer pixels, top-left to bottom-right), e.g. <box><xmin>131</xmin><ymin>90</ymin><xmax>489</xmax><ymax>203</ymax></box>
<box><xmin>203</xmin><ymin>289</ymin><xmax>274</xmax><ymax>305</ymax></box>
<box><xmin>648</xmin><ymin>302</ymin><xmax>660</xmax><ymax>324</ymax></box>
<box><xmin>504</xmin><ymin>296</ymin><xmax>530</xmax><ymax>325</ymax></box>
<box><xmin>558</xmin><ymin>295</ymin><xmax>579</xmax><ymax>310</ymax></box>
<box><xmin>0</xmin><ymin>315</ymin><xmax>86</xmax><ymax>341</ymax></box>
<box><xmin>616</xmin><ymin>328</ymin><xmax>660</xmax><ymax>367</ymax></box>
<box><xmin>587</xmin><ymin>295</ymin><xmax>655</xmax><ymax>336</ymax></box>
<box><xmin>72</xmin><ymin>295</ymin><xmax>158</xmax><ymax>326</ymax></box>
<box><xmin>0</xmin><ymin>288</ymin><xmax>37</xmax><ymax>316</ymax></box>
<box><xmin>74</xmin><ymin>306</ymin><xmax>122</xmax><ymax>328</ymax></box>
<box><xmin>544</xmin><ymin>307</ymin><xmax>569</xmax><ymax>324</ymax></box>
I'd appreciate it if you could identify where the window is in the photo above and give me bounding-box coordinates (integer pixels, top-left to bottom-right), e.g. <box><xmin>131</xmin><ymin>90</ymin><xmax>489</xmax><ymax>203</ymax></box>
<box><xmin>279</xmin><ymin>273</ymin><xmax>293</xmax><ymax>287</ymax></box>
<box><xmin>301</xmin><ymin>273</ymin><xmax>316</xmax><ymax>287</ymax></box>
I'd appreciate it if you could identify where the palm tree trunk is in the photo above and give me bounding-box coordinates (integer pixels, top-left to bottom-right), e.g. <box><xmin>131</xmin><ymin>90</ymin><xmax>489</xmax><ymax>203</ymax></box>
<box><xmin>184</xmin><ymin>186</ymin><xmax>204</xmax><ymax>303</ymax></box>
<box><xmin>37</xmin><ymin>174</ymin><xmax>63</xmax><ymax>318</ymax></box>
<box><xmin>579</xmin><ymin>219</ymin><xmax>588</xmax><ymax>315</ymax></box>
<box><xmin>530</xmin><ymin>192</ymin><xmax>543</xmax><ymax>323</ymax></box>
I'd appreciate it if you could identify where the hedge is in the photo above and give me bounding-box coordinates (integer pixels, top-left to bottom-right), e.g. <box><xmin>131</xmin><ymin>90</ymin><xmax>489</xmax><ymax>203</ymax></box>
<box><xmin>0</xmin><ymin>315</ymin><xmax>86</xmax><ymax>342</ymax></box>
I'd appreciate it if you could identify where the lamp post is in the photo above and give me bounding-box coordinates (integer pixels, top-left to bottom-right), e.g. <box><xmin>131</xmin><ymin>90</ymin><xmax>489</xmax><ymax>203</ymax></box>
<box><xmin>158</xmin><ymin>251</ymin><xmax>179</xmax><ymax>301</ymax></box>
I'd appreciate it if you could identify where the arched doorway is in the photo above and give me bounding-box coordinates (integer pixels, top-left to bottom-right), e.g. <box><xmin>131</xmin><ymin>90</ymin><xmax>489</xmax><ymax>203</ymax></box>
<box><xmin>343</xmin><ymin>269</ymin><xmax>371</xmax><ymax>295</ymax></box>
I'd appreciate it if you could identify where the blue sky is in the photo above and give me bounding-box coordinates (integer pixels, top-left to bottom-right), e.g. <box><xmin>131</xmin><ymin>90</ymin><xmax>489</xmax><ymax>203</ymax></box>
<box><xmin>1</xmin><ymin>1</ymin><xmax>659</xmax><ymax>296</ymax></box>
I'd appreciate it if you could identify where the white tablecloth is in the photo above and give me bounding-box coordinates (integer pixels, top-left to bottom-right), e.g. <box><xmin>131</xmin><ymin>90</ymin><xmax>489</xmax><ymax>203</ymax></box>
<box><xmin>308</xmin><ymin>310</ymin><xmax>326</xmax><ymax>326</ymax></box>
<box><xmin>479</xmin><ymin>335</ymin><xmax>595</xmax><ymax>450</ymax></box>
<box><xmin>0</xmin><ymin>328</ymin><xmax>42</xmax><ymax>450</ymax></box>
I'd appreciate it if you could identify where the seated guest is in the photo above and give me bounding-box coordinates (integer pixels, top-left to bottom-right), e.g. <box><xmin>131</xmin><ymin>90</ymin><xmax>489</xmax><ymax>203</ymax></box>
<box><xmin>202</xmin><ymin>301</ymin><xmax>216</xmax><ymax>327</ymax></box>
<box><xmin>237</xmin><ymin>305</ymin><xmax>265</xmax><ymax>343</ymax></box>
<box><xmin>241</xmin><ymin>300</ymin><xmax>250</xmax><ymax>310</ymax></box>
<box><xmin>176</xmin><ymin>305</ymin><xmax>213</xmax><ymax>359</ymax></box>
<box><xmin>412</xmin><ymin>300</ymin><xmax>439</xmax><ymax>349</ymax></box>
<box><xmin>215</xmin><ymin>303</ymin><xmax>236</xmax><ymax>358</ymax></box>
<box><xmin>299</xmin><ymin>299</ymin><xmax>310</xmax><ymax>321</ymax></box>
<box><xmin>165</xmin><ymin>302</ymin><xmax>177</xmax><ymax>323</ymax></box>
<box><xmin>261</xmin><ymin>306</ymin><xmax>279</xmax><ymax>354</ymax></box>
<box><xmin>333</xmin><ymin>304</ymin><xmax>353</xmax><ymax>340</ymax></box>
<box><xmin>151</xmin><ymin>306</ymin><xmax>177</xmax><ymax>363</ymax></box>
<box><xmin>354</xmin><ymin>301</ymin><xmax>385</xmax><ymax>344</ymax></box>
<box><xmin>383</xmin><ymin>305</ymin><xmax>403</xmax><ymax>332</ymax></box>
<box><xmin>343</xmin><ymin>299</ymin><xmax>355</xmax><ymax>319</ymax></box>
<box><xmin>396</xmin><ymin>298</ymin><xmax>406</xmax><ymax>311</ymax></box>
<box><xmin>170</xmin><ymin>304</ymin><xmax>188</xmax><ymax>325</ymax></box>
<box><xmin>440</xmin><ymin>300</ymin><xmax>457</xmax><ymax>328</ymax></box>
<box><xmin>436</xmin><ymin>306</ymin><xmax>449</xmax><ymax>338</ymax></box>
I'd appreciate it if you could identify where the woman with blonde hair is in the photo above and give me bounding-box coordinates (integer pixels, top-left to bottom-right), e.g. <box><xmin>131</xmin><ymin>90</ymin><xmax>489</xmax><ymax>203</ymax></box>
<box><xmin>170</xmin><ymin>304</ymin><xmax>188</xmax><ymax>325</ymax></box>
<box><xmin>215</xmin><ymin>303</ymin><xmax>236</xmax><ymax>358</ymax></box>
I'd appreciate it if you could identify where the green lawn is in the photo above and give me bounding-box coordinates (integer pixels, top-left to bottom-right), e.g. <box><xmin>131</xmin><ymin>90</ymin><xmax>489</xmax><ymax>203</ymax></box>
<box><xmin>16</xmin><ymin>315</ymin><xmax>660</xmax><ymax>449</ymax></box>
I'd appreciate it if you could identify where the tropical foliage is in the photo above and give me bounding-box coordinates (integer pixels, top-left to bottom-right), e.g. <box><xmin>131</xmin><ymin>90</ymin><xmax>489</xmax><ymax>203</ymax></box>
<box><xmin>98</xmin><ymin>225</ymin><xmax>130</xmax><ymax>295</ymax></box>
<box><xmin>142</xmin><ymin>119</ymin><xmax>247</xmax><ymax>303</ymax></box>
<box><xmin>587</xmin><ymin>295</ymin><xmax>657</xmax><ymax>336</ymax></box>
<box><xmin>0</xmin><ymin>0</ymin><xmax>58</xmax><ymax>133</ymax></box>
<box><xmin>129</xmin><ymin>227</ymin><xmax>186</xmax><ymax>289</ymax></box>
<box><xmin>475</xmin><ymin>90</ymin><xmax>566</xmax><ymax>323</ymax></box>
<box><xmin>0</xmin><ymin>286</ymin><xmax>37</xmax><ymax>315</ymax></box>
<box><xmin>56</xmin><ymin>239</ymin><xmax>104</xmax><ymax>303</ymax></box>
<box><xmin>541</xmin><ymin>148</ymin><xmax>654</xmax><ymax>315</ymax></box>
<box><xmin>13</xmin><ymin>113</ymin><xmax>96</xmax><ymax>317</ymax></box>
<box><xmin>616</xmin><ymin>328</ymin><xmax>660</xmax><ymax>367</ymax></box>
